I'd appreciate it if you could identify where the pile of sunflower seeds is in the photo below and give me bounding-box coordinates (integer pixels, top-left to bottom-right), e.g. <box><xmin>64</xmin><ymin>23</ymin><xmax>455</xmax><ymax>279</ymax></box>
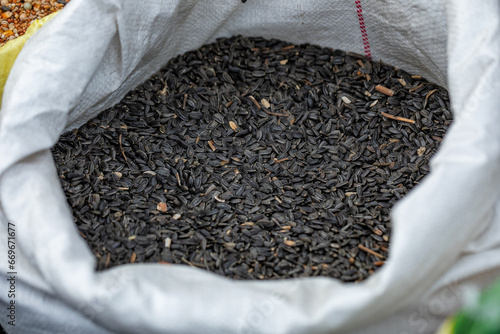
<box><xmin>52</xmin><ymin>36</ymin><xmax>451</xmax><ymax>281</ymax></box>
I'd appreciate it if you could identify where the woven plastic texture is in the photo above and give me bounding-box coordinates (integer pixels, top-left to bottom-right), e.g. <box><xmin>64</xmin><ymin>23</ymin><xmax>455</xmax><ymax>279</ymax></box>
<box><xmin>1</xmin><ymin>0</ymin><xmax>500</xmax><ymax>333</ymax></box>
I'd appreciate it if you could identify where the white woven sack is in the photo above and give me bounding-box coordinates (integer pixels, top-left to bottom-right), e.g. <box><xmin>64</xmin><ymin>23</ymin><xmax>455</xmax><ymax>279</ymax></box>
<box><xmin>1</xmin><ymin>1</ymin><xmax>500</xmax><ymax>333</ymax></box>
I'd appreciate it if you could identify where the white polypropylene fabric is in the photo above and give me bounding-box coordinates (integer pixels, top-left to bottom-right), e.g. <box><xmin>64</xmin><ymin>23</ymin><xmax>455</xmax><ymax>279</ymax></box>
<box><xmin>1</xmin><ymin>0</ymin><xmax>500</xmax><ymax>333</ymax></box>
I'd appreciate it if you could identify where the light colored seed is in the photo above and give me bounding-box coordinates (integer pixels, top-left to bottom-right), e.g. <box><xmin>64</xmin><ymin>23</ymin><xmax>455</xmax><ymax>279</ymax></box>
<box><xmin>144</xmin><ymin>171</ymin><xmax>156</xmax><ymax>176</ymax></box>
<box><xmin>128</xmin><ymin>235</ymin><xmax>136</xmax><ymax>240</ymax></box>
<box><xmin>157</xmin><ymin>202</ymin><xmax>168</xmax><ymax>212</ymax></box>
<box><xmin>114</xmin><ymin>171</ymin><xmax>122</xmax><ymax>178</ymax></box>
<box><xmin>261</xmin><ymin>99</ymin><xmax>271</xmax><ymax>108</ymax></box>
<box><xmin>417</xmin><ymin>146</ymin><xmax>426</xmax><ymax>156</ymax></box>
<box><xmin>208</xmin><ymin>140</ymin><xmax>216</xmax><ymax>151</ymax></box>
<box><xmin>224</xmin><ymin>242</ymin><xmax>235</xmax><ymax>249</ymax></box>
<box><xmin>172</xmin><ymin>213</ymin><xmax>181</xmax><ymax>220</ymax></box>
<box><xmin>229</xmin><ymin>121</ymin><xmax>238</xmax><ymax>131</ymax></box>
<box><xmin>164</xmin><ymin>238</ymin><xmax>172</xmax><ymax>248</ymax></box>
<box><xmin>284</xmin><ymin>240</ymin><xmax>296</xmax><ymax>247</ymax></box>
<box><xmin>280</xmin><ymin>59</ymin><xmax>288</xmax><ymax>65</ymax></box>
<box><xmin>341</xmin><ymin>96</ymin><xmax>351</xmax><ymax>104</ymax></box>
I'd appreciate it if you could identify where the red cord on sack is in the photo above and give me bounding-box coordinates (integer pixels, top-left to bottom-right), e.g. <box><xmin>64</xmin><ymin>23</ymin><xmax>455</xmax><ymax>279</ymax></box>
<box><xmin>355</xmin><ymin>0</ymin><xmax>372</xmax><ymax>59</ymax></box>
